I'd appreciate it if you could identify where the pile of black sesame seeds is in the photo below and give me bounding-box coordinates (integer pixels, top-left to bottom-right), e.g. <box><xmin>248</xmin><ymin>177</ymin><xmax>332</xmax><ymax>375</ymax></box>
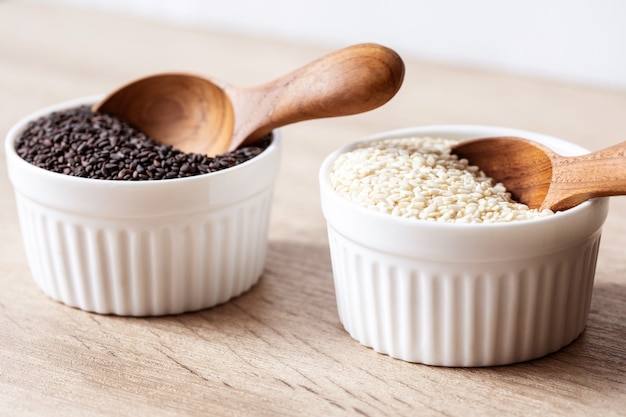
<box><xmin>15</xmin><ymin>105</ymin><xmax>271</xmax><ymax>180</ymax></box>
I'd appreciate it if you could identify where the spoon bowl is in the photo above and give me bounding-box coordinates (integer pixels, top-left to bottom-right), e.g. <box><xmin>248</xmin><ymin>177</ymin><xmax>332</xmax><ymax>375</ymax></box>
<box><xmin>94</xmin><ymin>43</ymin><xmax>405</xmax><ymax>156</ymax></box>
<box><xmin>452</xmin><ymin>136</ymin><xmax>626</xmax><ymax>211</ymax></box>
<box><xmin>94</xmin><ymin>73</ymin><xmax>235</xmax><ymax>155</ymax></box>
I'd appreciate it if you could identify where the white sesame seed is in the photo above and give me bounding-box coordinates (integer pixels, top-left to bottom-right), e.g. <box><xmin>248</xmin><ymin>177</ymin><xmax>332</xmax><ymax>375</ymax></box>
<box><xmin>330</xmin><ymin>137</ymin><xmax>554</xmax><ymax>223</ymax></box>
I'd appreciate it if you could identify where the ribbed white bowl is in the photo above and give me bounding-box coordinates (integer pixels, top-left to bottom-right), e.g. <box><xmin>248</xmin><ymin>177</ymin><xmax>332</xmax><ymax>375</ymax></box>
<box><xmin>320</xmin><ymin>125</ymin><xmax>609</xmax><ymax>366</ymax></box>
<box><xmin>5</xmin><ymin>96</ymin><xmax>281</xmax><ymax>316</ymax></box>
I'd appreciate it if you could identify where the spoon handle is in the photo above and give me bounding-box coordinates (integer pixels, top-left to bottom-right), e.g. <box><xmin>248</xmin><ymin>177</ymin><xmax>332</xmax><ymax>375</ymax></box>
<box><xmin>227</xmin><ymin>43</ymin><xmax>405</xmax><ymax>150</ymax></box>
<box><xmin>547</xmin><ymin>140</ymin><xmax>626</xmax><ymax>210</ymax></box>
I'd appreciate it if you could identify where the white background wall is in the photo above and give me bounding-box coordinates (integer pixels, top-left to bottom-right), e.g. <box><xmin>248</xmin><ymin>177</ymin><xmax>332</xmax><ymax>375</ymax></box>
<box><xmin>30</xmin><ymin>0</ymin><xmax>626</xmax><ymax>91</ymax></box>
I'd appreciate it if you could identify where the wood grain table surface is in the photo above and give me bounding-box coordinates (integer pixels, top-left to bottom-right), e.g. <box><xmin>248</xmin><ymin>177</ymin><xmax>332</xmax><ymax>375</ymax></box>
<box><xmin>0</xmin><ymin>2</ymin><xmax>624</xmax><ymax>416</ymax></box>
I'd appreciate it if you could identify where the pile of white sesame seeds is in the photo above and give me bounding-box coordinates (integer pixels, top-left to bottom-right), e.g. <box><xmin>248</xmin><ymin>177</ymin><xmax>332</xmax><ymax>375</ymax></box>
<box><xmin>329</xmin><ymin>136</ymin><xmax>554</xmax><ymax>223</ymax></box>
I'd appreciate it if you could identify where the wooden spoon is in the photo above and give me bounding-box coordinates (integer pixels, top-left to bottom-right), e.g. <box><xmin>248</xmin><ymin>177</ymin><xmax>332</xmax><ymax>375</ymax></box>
<box><xmin>451</xmin><ymin>136</ymin><xmax>626</xmax><ymax>211</ymax></box>
<box><xmin>93</xmin><ymin>43</ymin><xmax>405</xmax><ymax>157</ymax></box>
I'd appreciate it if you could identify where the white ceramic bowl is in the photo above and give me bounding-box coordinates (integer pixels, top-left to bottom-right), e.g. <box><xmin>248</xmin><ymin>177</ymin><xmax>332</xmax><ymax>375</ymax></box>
<box><xmin>319</xmin><ymin>125</ymin><xmax>609</xmax><ymax>367</ymax></box>
<box><xmin>5</xmin><ymin>95</ymin><xmax>281</xmax><ymax>316</ymax></box>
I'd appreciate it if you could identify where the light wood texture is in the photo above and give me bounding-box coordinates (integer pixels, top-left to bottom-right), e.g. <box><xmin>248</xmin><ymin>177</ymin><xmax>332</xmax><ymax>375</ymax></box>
<box><xmin>1</xmin><ymin>2</ymin><xmax>625</xmax><ymax>416</ymax></box>
<box><xmin>93</xmin><ymin>72</ymin><xmax>235</xmax><ymax>157</ymax></box>
<box><xmin>95</xmin><ymin>44</ymin><xmax>404</xmax><ymax>156</ymax></box>
<box><xmin>453</xmin><ymin>136</ymin><xmax>626</xmax><ymax>211</ymax></box>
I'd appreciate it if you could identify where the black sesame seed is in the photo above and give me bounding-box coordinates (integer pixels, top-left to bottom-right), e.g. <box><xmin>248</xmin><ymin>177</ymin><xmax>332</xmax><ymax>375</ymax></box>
<box><xmin>15</xmin><ymin>105</ymin><xmax>271</xmax><ymax>181</ymax></box>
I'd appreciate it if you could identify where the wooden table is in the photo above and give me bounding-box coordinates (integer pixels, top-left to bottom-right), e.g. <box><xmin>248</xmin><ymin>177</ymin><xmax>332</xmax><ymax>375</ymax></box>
<box><xmin>1</xmin><ymin>2</ymin><xmax>624</xmax><ymax>416</ymax></box>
